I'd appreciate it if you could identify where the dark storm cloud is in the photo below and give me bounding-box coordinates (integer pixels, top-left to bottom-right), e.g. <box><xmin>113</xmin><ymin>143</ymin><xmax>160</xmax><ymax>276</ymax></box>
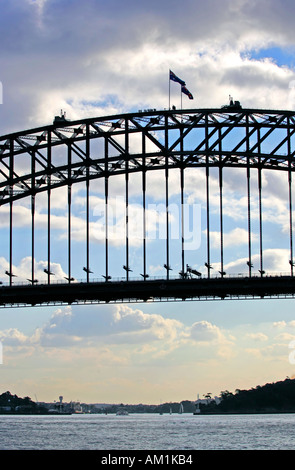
<box><xmin>1</xmin><ymin>0</ymin><xmax>295</xmax><ymax>134</ymax></box>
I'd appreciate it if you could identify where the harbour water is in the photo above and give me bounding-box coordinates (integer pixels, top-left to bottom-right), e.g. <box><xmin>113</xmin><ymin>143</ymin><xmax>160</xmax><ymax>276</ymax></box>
<box><xmin>0</xmin><ymin>412</ymin><xmax>294</xmax><ymax>450</ymax></box>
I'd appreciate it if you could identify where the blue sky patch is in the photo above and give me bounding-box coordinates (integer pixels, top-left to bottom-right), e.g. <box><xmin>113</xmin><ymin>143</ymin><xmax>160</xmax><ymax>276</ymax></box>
<box><xmin>245</xmin><ymin>46</ymin><xmax>295</xmax><ymax>68</ymax></box>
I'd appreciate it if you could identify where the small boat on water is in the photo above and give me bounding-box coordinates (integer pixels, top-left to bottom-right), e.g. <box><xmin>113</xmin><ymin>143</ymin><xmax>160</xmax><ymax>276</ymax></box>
<box><xmin>116</xmin><ymin>409</ymin><xmax>129</xmax><ymax>416</ymax></box>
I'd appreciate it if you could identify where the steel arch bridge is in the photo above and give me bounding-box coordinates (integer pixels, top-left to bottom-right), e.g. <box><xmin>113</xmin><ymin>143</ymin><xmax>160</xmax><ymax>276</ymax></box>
<box><xmin>1</xmin><ymin>105</ymin><xmax>295</xmax><ymax>307</ymax></box>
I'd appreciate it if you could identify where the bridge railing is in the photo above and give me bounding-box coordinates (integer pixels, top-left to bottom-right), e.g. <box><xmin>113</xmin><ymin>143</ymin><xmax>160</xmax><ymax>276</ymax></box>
<box><xmin>0</xmin><ymin>271</ymin><xmax>292</xmax><ymax>287</ymax></box>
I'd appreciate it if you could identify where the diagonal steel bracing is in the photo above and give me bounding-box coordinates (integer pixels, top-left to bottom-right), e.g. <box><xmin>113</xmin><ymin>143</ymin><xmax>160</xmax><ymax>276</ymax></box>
<box><xmin>0</xmin><ymin>107</ymin><xmax>295</xmax><ymax>306</ymax></box>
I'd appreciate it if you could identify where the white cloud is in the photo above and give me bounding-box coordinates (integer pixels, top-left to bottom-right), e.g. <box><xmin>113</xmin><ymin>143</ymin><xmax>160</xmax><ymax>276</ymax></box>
<box><xmin>0</xmin><ymin>304</ymin><xmax>233</xmax><ymax>359</ymax></box>
<box><xmin>275</xmin><ymin>332</ymin><xmax>295</xmax><ymax>342</ymax></box>
<box><xmin>189</xmin><ymin>320</ymin><xmax>221</xmax><ymax>342</ymax></box>
<box><xmin>273</xmin><ymin>321</ymin><xmax>287</xmax><ymax>329</ymax></box>
<box><xmin>246</xmin><ymin>332</ymin><xmax>268</xmax><ymax>342</ymax></box>
<box><xmin>32</xmin><ymin>304</ymin><xmax>184</xmax><ymax>348</ymax></box>
<box><xmin>221</xmin><ymin>248</ymin><xmax>291</xmax><ymax>275</ymax></box>
<box><xmin>186</xmin><ymin>320</ymin><xmax>235</xmax><ymax>360</ymax></box>
<box><xmin>0</xmin><ymin>328</ymin><xmax>28</xmax><ymax>346</ymax></box>
<box><xmin>0</xmin><ymin>256</ymin><xmax>67</xmax><ymax>284</ymax></box>
<box><xmin>210</xmin><ymin>227</ymin><xmax>258</xmax><ymax>249</ymax></box>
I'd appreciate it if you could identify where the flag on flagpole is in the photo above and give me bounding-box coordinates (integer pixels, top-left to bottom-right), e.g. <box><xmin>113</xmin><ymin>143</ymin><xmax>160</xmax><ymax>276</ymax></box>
<box><xmin>169</xmin><ymin>70</ymin><xmax>186</xmax><ymax>87</ymax></box>
<box><xmin>181</xmin><ymin>85</ymin><xmax>193</xmax><ymax>100</ymax></box>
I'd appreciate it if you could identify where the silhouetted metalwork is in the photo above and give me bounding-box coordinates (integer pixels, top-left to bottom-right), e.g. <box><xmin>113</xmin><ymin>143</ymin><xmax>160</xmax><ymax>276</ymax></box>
<box><xmin>0</xmin><ymin>106</ymin><xmax>295</xmax><ymax>307</ymax></box>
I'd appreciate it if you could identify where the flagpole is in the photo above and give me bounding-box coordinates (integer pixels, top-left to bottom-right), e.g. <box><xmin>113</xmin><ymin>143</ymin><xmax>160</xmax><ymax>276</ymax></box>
<box><xmin>169</xmin><ymin>69</ymin><xmax>171</xmax><ymax>110</ymax></box>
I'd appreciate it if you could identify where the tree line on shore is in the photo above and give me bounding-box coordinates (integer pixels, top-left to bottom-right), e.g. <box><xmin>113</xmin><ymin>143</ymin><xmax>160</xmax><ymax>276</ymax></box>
<box><xmin>1</xmin><ymin>377</ymin><xmax>295</xmax><ymax>414</ymax></box>
<box><xmin>200</xmin><ymin>377</ymin><xmax>295</xmax><ymax>413</ymax></box>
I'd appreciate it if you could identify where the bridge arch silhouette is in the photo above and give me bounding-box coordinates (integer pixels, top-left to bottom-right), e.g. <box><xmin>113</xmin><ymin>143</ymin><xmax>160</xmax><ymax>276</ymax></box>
<box><xmin>0</xmin><ymin>106</ymin><xmax>295</xmax><ymax>307</ymax></box>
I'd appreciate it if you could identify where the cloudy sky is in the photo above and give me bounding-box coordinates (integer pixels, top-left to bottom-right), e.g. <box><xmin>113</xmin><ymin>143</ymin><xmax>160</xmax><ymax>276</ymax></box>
<box><xmin>1</xmin><ymin>0</ymin><xmax>295</xmax><ymax>405</ymax></box>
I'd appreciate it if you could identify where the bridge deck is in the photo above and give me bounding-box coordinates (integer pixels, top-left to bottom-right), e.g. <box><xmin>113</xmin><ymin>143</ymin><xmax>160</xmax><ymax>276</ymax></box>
<box><xmin>0</xmin><ymin>276</ymin><xmax>295</xmax><ymax>307</ymax></box>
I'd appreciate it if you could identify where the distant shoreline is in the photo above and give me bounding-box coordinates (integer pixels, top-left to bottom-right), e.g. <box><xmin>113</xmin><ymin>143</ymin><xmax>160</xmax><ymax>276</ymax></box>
<box><xmin>2</xmin><ymin>379</ymin><xmax>295</xmax><ymax>416</ymax></box>
<box><xmin>1</xmin><ymin>410</ymin><xmax>295</xmax><ymax>416</ymax></box>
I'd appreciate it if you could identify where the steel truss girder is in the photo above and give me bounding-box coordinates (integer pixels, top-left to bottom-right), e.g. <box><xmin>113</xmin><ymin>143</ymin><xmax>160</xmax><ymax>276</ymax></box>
<box><xmin>0</xmin><ymin>108</ymin><xmax>295</xmax><ymax>205</ymax></box>
<box><xmin>1</xmin><ymin>108</ymin><xmax>295</xmax><ymax>304</ymax></box>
